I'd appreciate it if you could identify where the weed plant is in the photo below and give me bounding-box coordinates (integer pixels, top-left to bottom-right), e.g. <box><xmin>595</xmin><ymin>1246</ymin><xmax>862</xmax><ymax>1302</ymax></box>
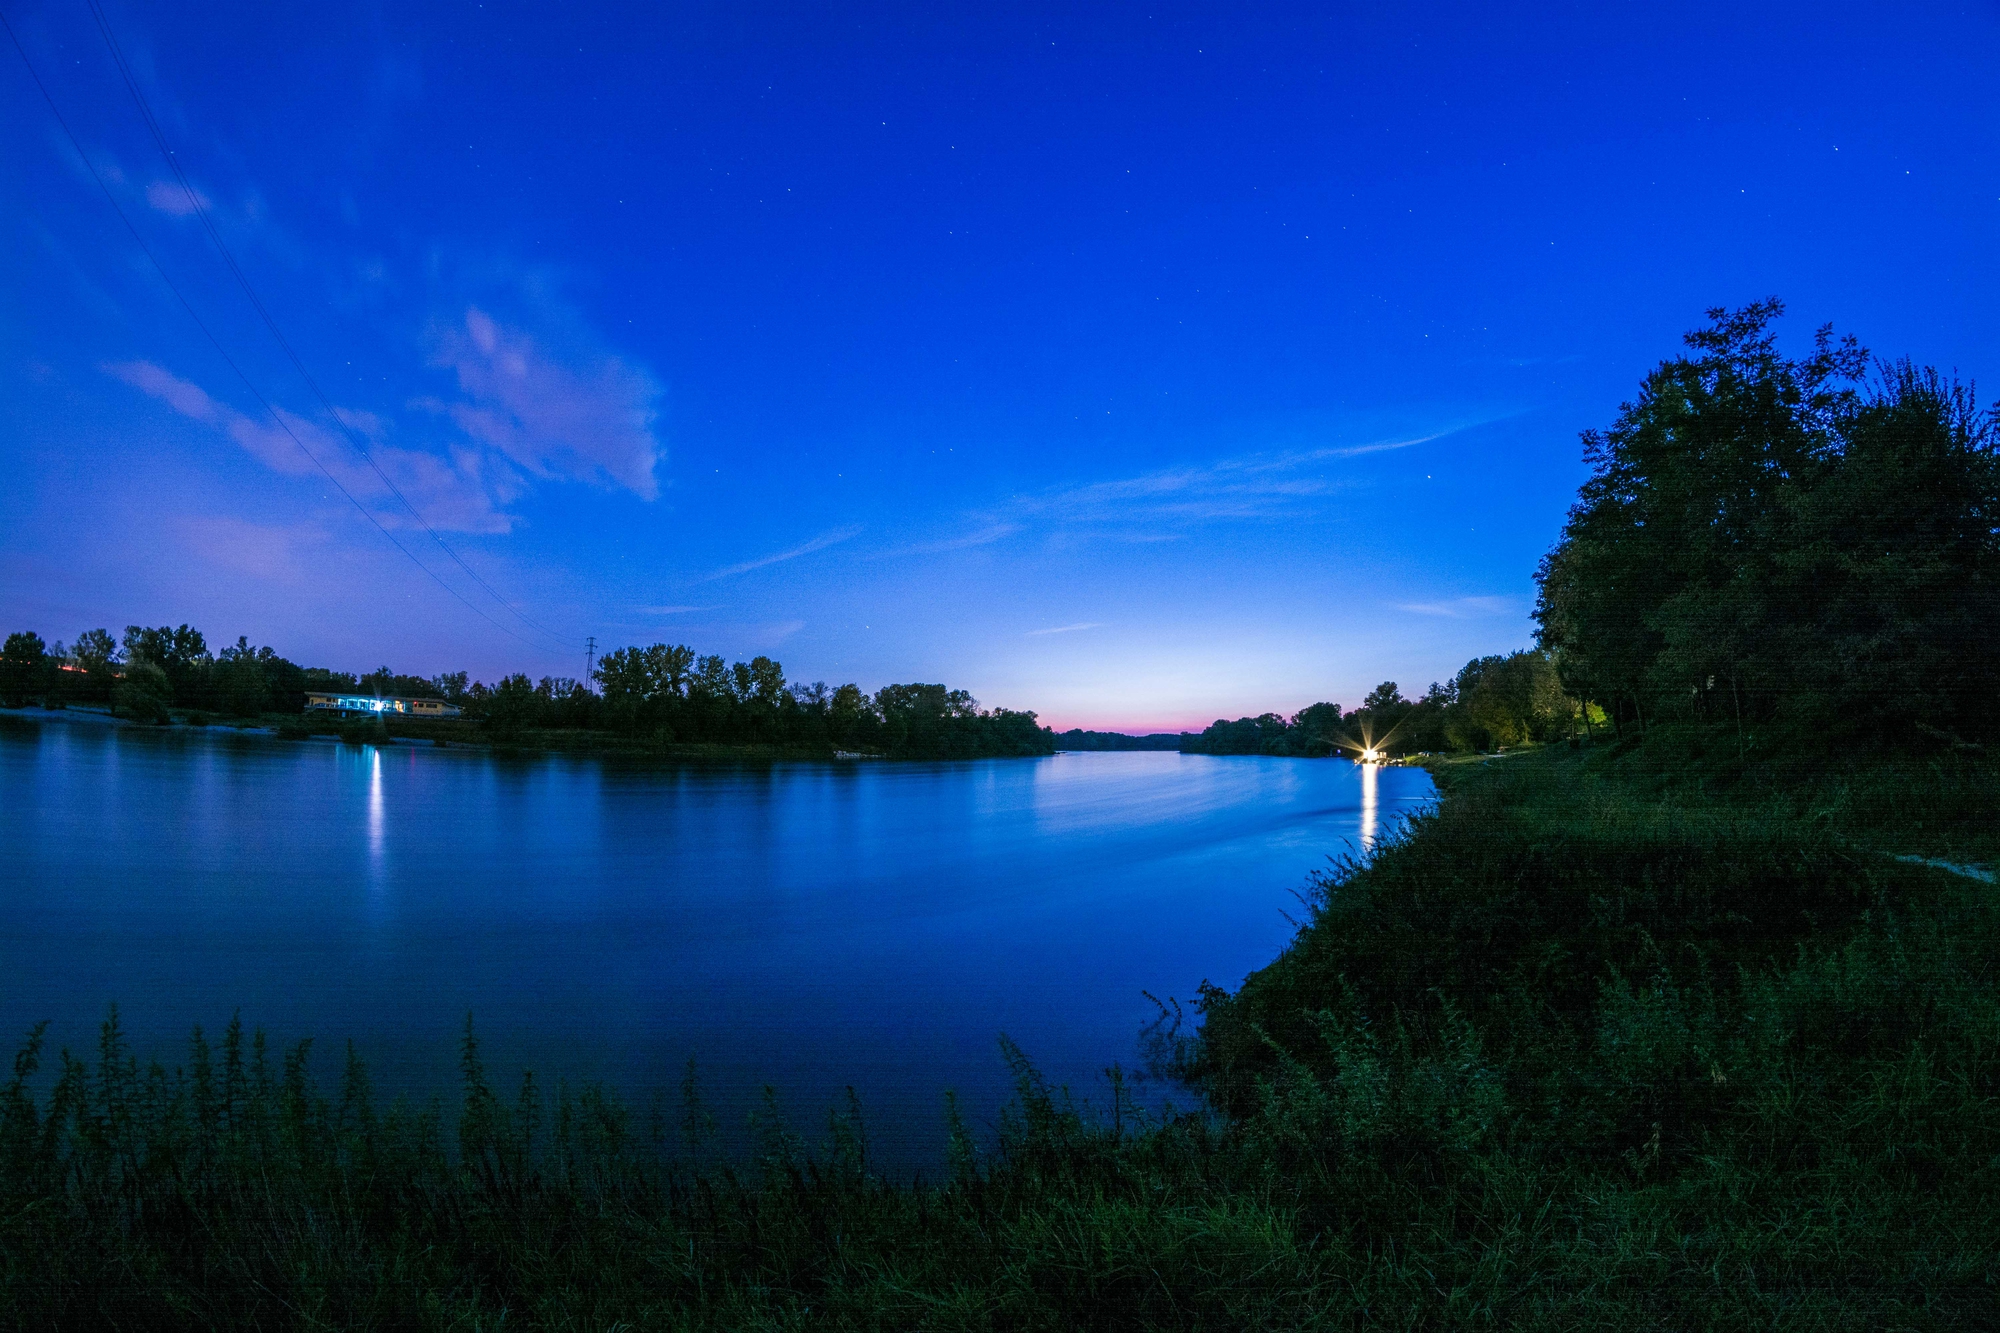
<box><xmin>2</xmin><ymin>745</ymin><xmax>1995</xmax><ymax>1328</ymax></box>
<box><xmin>1571</xmin><ymin>721</ymin><xmax>2000</xmax><ymax>865</ymax></box>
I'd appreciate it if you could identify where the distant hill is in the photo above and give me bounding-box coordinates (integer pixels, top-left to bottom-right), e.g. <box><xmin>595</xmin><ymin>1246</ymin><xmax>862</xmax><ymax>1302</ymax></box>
<box><xmin>1054</xmin><ymin>729</ymin><xmax>1187</xmax><ymax>751</ymax></box>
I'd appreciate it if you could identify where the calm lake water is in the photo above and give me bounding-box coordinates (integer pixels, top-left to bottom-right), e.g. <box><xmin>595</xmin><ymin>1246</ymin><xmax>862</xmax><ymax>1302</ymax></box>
<box><xmin>0</xmin><ymin>712</ymin><xmax>1433</xmax><ymax>1166</ymax></box>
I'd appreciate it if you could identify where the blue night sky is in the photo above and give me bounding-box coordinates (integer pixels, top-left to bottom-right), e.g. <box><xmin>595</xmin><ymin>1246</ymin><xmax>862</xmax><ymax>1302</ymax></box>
<box><xmin>3</xmin><ymin>1</ymin><xmax>1996</xmax><ymax>731</ymax></box>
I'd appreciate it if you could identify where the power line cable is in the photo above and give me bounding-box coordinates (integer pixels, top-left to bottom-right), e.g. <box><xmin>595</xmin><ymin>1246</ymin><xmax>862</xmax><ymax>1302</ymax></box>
<box><xmin>83</xmin><ymin>0</ymin><xmax>577</xmax><ymax>653</ymax></box>
<box><xmin>1</xmin><ymin>7</ymin><xmax>556</xmax><ymax>655</ymax></box>
<box><xmin>84</xmin><ymin>0</ymin><xmax>574</xmax><ymax>652</ymax></box>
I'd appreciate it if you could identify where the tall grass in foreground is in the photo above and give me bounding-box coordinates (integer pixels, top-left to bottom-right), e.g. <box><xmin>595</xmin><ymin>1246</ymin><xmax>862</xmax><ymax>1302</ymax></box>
<box><xmin>3</xmin><ymin>744</ymin><xmax>1997</xmax><ymax>1329</ymax></box>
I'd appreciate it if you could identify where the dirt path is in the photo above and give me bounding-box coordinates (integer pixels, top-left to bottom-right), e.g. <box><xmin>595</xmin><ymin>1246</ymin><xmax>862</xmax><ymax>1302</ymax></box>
<box><xmin>1892</xmin><ymin>854</ymin><xmax>1995</xmax><ymax>884</ymax></box>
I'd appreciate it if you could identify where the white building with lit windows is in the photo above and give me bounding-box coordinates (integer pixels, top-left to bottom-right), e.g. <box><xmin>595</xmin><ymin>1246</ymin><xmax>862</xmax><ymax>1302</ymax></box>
<box><xmin>302</xmin><ymin>692</ymin><xmax>462</xmax><ymax>718</ymax></box>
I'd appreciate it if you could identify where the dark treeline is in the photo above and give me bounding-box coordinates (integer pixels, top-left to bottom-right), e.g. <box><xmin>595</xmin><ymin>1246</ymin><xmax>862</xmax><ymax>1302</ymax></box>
<box><xmin>0</xmin><ymin>622</ymin><xmax>576</xmax><ymax>733</ymax></box>
<box><xmin>0</xmin><ymin>628</ymin><xmax>1053</xmax><ymax>761</ymax></box>
<box><xmin>1054</xmin><ymin>729</ymin><xmax>1185</xmax><ymax>751</ymax></box>
<box><xmin>1183</xmin><ymin>651</ymin><xmax>1580</xmax><ymax>758</ymax></box>
<box><xmin>0</xmin><ymin>625</ymin><xmax>326</xmax><ymax>725</ymax></box>
<box><xmin>0</xmin><ymin>621</ymin><xmax>1579</xmax><ymax>763</ymax></box>
<box><xmin>587</xmin><ymin>644</ymin><xmax>1052</xmax><ymax>759</ymax></box>
<box><xmin>1535</xmin><ymin>299</ymin><xmax>2000</xmax><ymax>747</ymax></box>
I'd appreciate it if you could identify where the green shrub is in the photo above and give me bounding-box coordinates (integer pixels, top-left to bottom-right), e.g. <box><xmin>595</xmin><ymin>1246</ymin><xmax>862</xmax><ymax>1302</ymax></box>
<box><xmin>338</xmin><ymin>717</ymin><xmax>388</xmax><ymax>745</ymax></box>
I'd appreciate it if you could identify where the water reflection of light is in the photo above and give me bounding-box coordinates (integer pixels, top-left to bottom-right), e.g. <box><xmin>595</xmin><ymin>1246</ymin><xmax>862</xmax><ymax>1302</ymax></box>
<box><xmin>1358</xmin><ymin>760</ymin><xmax>1379</xmax><ymax>851</ymax></box>
<box><xmin>368</xmin><ymin>746</ymin><xmax>385</xmax><ymax>859</ymax></box>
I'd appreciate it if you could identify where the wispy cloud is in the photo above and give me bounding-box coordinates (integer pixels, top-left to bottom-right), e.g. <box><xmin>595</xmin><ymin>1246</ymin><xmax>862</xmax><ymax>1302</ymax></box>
<box><xmin>1007</xmin><ymin>430</ymin><xmax>1463</xmax><ymax>530</ymax></box>
<box><xmin>110</xmin><ymin>357</ymin><xmax>220</xmax><ymax>422</ymax></box>
<box><xmin>698</xmin><ymin>525</ymin><xmax>863</xmax><ymax>581</ymax></box>
<box><xmin>1027</xmin><ymin>622</ymin><xmax>1103</xmax><ymax>636</ymax></box>
<box><xmin>145</xmin><ymin>180</ymin><xmax>211</xmax><ymax>217</ymax></box>
<box><xmin>845</xmin><ymin>414</ymin><xmax>1496</xmax><ymax>565</ymax></box>
<box><xmin>1322</xmin><ymin>433</ymin><xmax>1447</xmax><ymax>459</ymax></box>
<box><xmin>1461</xmin><ymin>353</ymin><xmax>1585</xmax><ymax>369</ymax></box>
<box><xmin>870</xmin><ymin>522</ymin><xmax>1022</xmax><ymax>558</ymax></box>
<box><xmin>106</xmin><ymin>359</ymin><xmax>517</xmax><ymax>534</ymax></box>
<box><xmin>1022</xmin><ymin>455</ymin><xmax>1338</xmax><ymax>524</ymax></box>
<box><xmin>425</xmin><ymin>308</ymin><xmax>663</xmax><ymax>499</ymax></box>
<box><xmin>175</xmin><ymin>515</ymin><xmax>324</xmax><ymax>583</ymax></box>
<box><xmin>1396</xmin><ymin>596</ymin><xmax>1519</xmax><ymax>619</ymax></box>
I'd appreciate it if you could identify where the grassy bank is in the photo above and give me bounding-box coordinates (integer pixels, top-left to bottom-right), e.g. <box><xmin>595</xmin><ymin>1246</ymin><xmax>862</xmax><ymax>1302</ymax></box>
<box><xmin>3</xmin><ymin>739</ymin><xmax>1996</xmax><ymax>1328</ymax></box>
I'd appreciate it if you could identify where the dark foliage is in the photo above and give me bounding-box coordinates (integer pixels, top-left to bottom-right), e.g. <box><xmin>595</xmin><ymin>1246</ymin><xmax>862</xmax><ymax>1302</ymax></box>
<box><xmin>1535</xmin><ymin>300</ymin><xmax>2000</xmax><ymax>744</ymax></box>
<box><xmin>0</xmin><ymin>632</ymin><xmax>56</xmax><ymax>708</ymax></box>
<box><xmin>1054</xmin><ymin>729</ymin><xmax>1187</xmax><ymax>751</ymax></box>
<box><xmin>1</xmin><ymin>624</ymin><xmax>1054</xmax><ymax>761</ymax></box>
<box><xmin>591</xmin><ymin>645</ymin><xmax>1054</xmax><ymax>759</ymax></box>
<box><xmin>1197</xmin><ymin>758</ymin><xmax>1911</xmax><ymax>1124</ymax></box>
<box><xmin>1181</xmin><ymin>654</ymin><xmax>1576</xmax><ymax>759</ymax></box>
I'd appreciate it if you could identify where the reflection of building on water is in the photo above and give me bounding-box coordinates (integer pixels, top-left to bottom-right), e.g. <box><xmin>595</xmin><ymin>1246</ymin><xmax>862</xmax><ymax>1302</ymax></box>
<box><xmin>304</xmin><ymin>692</ymin><xmax>461</xmax><ymax>718</ymax></box>
<box><xmin>367</xmin><ymin>747</ymin><xmax>386</xmax><ymax>857</ymax></box>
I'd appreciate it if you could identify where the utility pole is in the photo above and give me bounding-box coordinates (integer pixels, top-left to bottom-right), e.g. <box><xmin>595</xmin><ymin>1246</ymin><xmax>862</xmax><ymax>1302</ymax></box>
<box><xmin>584</xmin><ymin>636</ymin><xmax>596</xmax><ymax>690</ymax></box>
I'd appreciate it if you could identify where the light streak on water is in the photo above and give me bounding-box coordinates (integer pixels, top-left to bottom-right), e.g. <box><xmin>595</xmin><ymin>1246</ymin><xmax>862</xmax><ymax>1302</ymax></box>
<box><xmin>1359</xmin><ymin>760</ymin><xmax>1379</xmax><ymax>851</ymax></box>
<box><xmin>367</xmin><ymin>746</ymin><xmax>387</xmax><ymax>908</ymax></box>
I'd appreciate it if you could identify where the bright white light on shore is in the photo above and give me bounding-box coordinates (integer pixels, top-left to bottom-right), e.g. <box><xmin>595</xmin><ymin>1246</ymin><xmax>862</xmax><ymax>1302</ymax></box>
<box><xmin>1362</xmin><ymin>748</ymin><xmax>1379</xmax><ymax>762</ymax></box>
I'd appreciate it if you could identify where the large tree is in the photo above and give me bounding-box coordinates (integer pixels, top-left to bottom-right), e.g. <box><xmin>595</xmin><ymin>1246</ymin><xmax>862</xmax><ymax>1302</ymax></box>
<box><xmin>1535</xmin><ymin>300</ymin><xmax>1999</xmax><ymax>742</ymax></box>
<box><xmin>1</xmin><ymin>632</ymin><xmax>53</xmax><ymax>707</ymax></box>
<box><xmin>70</xmin><ymin>629</ymin><xmax>120</xmax><ymax>702</ymax></box>
<box><xmin>122</xmin><ymin>624</ymin><xmax>211</xmax><ymax>707</ymax></box>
